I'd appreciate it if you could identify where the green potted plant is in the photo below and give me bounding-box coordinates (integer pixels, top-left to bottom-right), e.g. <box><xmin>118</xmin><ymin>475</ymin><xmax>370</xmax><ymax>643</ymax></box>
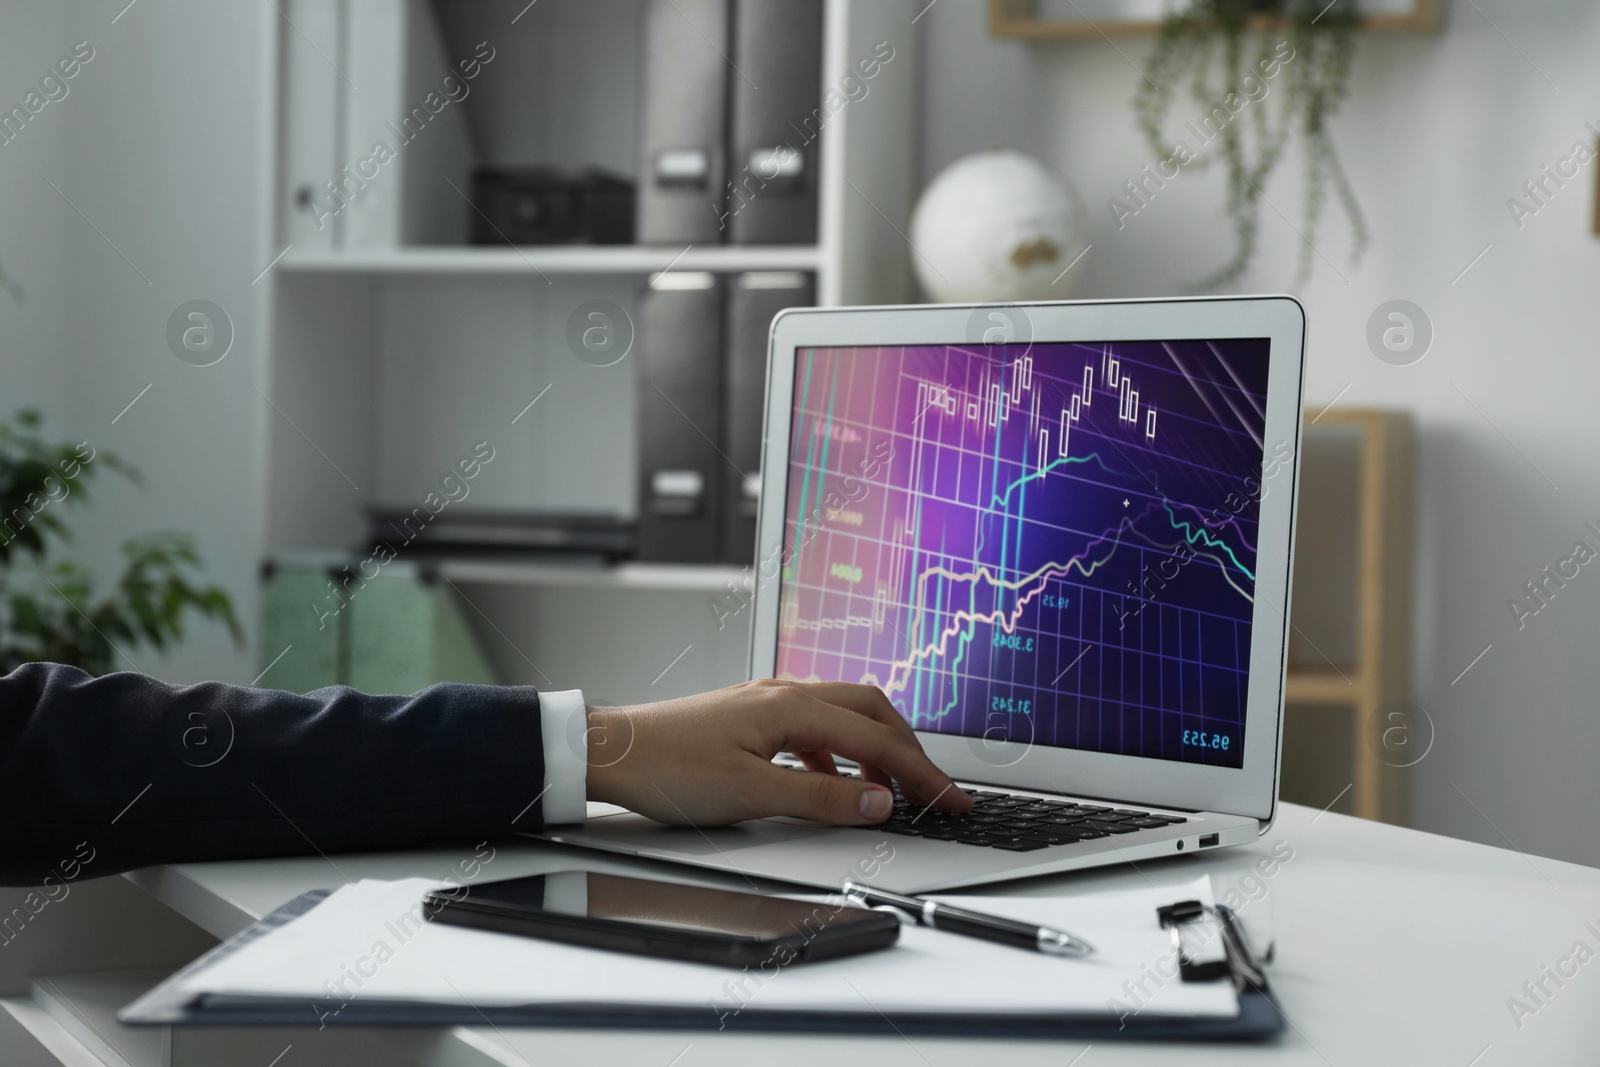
<box><xmin>0</xmin><ymin>409</ymin><xmax>241</xmax><ymax>675</ymax></box>
<box><xmin>1134</xmin><ymin>0</ymin><xmax>1366</xmax><ymax>290</ymax></box>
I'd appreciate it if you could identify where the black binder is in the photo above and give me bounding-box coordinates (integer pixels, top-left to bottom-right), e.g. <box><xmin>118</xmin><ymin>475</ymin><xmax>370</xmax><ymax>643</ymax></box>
<box><xmin>637</xmin><ymin>0</ymin><xmax>729</xmax><ymax>244</ymax></box>
<box><xmin>726</xmin><ymin>0</ymin><xmax>823</xmax><ymax>244</ymax></box>
<box><xmin>639</xmin><ymin>272</ymin><xmax>724</xmax><ymax>562</ymax></box>
<box><xmin>723</xmin><ymin>271</ymin><xmax>814</xmax><ymax>563</ymax></box>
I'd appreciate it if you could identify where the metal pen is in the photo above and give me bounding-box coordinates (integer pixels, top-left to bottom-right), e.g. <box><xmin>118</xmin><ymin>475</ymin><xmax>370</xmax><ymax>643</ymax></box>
<box><xmin>841</xmin><ymin>881</ymin><xmax>1095</xmax><ymax>958</ymax></box>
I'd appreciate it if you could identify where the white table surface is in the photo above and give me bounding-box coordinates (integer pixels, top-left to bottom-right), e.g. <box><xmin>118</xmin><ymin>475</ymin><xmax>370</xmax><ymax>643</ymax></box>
<box><xmin>124</xmin><ymin>802</ymin><xmax>1600</xmax><ymax>1066</ymax></box>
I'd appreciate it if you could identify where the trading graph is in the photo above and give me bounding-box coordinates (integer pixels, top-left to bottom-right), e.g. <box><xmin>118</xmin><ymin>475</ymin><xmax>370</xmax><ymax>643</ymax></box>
<box><xmin>772</xmin><ymin>337</ymin><xmax>1272</xmax><ymax>769</ymax></box>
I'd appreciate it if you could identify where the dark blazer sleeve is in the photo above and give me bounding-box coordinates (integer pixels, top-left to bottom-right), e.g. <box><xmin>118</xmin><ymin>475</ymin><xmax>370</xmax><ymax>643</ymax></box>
<box><xmin>0</xmin><ymin>662</ymin><xmax>549</xmax><ymax>886</ymax></box>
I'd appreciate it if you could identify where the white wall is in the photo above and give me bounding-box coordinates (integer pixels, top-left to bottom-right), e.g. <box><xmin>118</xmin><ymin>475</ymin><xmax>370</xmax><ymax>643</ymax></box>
<box><xmin>0</xmin><ymin>5</ymin><xmax>72</xmax><ymax>435</ymax></box>
<box><xmin>49</xmin><ymin>0</ymin><xmax>268</xmax><ymax>684</ymax></box>
<box><xmin>919</xmin><ymin>0</ymin><xmax>1600</xmax><ymax>867</ymax></box>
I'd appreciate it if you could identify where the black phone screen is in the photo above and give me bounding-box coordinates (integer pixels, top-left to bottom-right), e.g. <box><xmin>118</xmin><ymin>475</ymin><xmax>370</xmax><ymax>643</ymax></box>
<box><xmin>453</xmin><ymin>871</ymin><xmax>886</xmax><ymax>937</ymax></box>
<box><xmin>423</xmin><ymin>870</ymin><xmax>900</xmax><ymax>967</ymax></box>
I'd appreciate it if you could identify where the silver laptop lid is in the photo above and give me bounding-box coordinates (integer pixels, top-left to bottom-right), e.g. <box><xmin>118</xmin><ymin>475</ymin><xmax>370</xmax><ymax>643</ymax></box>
<box><xmin>748</xmin><ymin>297</ymin><xmax>1307</xmax><ymax>824</ymax></box>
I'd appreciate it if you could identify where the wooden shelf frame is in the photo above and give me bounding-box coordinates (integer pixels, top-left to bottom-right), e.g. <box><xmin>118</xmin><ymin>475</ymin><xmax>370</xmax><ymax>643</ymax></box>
<box><xmin>988</xmin><ymin>0</ymin><xmax>1442</xmax><ymax>40</ymax></box>
<box><xmin>1283</xmin><ymin>668</ymin><xmax>1358</xmax><ymax>705</ymax></box>
<box><xmin>1282</xmin><ymin>408</ymin><xmax>1415</xmax><ymax>824</ymax></box>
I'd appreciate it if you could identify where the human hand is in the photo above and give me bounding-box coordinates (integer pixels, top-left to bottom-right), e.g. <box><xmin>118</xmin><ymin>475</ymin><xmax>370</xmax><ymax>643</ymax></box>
<box><xmin>583</xmin><ymin>678</ymin><xmax>973</xmax><ymax>827</ymax></box>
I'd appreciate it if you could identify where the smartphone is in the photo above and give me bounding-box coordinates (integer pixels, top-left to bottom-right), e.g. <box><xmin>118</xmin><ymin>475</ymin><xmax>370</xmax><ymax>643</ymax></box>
<box><xmin>422</xmin><ymin>870</ymin><xmax>900</xmax><ymax>968</ymax></box>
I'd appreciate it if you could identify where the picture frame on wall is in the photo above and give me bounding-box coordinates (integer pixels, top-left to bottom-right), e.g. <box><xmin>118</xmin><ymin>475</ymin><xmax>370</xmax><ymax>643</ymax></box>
<box><xmin>987</xmin><ymin>0</ymin><xmax>1442</xmax><ymax>39</ymax></box>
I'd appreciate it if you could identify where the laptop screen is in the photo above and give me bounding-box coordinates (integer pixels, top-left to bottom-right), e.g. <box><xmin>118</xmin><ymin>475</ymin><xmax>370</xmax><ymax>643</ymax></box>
<box><xmin>772</xmin><ymin>339</ymin><xmax>1276</xmax><ymax>771</ymax></box>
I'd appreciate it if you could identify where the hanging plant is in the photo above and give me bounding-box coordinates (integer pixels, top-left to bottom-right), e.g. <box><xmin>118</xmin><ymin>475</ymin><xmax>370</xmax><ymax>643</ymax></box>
<box><xmin>1134</xmin><ymin>0</ymin><xmax>1367</xmax><ymax>290</ymax></box>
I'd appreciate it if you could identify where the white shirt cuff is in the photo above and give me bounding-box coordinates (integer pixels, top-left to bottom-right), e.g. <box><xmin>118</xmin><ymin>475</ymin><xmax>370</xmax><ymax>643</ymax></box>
<box><xmin>538</xmin><ymin>689</ymin><xmax>588</xmax><ymax>824</ymax></box>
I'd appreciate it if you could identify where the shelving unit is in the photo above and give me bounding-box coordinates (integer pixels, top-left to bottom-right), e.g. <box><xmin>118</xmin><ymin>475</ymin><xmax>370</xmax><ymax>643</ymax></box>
<box><xmin>261</xmin><ymin>0</ymin><xmax>921</xmax><ymax>703</ymax></box>
<box><xmin>1279</xmin><ymin>409</ymin><xmax>1416</xmax><ymax>825</ymax></box>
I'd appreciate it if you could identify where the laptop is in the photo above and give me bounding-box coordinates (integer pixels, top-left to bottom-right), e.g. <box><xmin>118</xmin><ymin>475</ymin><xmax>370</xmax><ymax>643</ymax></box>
<box><xmin>539</xmin><ymin>295</ymin><xmax>1307</xmax><ymax>892</ymax></box>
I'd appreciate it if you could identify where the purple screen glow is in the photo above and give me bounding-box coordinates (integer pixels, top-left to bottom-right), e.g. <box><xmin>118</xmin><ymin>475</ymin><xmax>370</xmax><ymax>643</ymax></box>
<box><xmin>772</xmin><ymin>339</ymin><xmax>1273</xmax><ymax>769</ymax></box>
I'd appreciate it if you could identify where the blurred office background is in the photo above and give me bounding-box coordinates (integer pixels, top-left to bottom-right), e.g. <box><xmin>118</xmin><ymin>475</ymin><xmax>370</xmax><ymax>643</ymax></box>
<box><xmin>1</xmin><ymin>0</ymin><xmax>1597</xmax><ymax>869</ymax></box>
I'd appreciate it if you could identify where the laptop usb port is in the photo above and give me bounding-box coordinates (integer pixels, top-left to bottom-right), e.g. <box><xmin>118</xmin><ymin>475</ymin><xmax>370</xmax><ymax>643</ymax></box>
<box><xmin>1199</xmin><ymin>833</ymin><xmax>1220</xmax><ymax>848</ymax></box>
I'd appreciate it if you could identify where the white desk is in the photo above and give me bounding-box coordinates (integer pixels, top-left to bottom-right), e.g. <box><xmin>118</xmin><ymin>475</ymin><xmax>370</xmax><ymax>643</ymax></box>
<box><xmin>14</xmin><ymin>803</ymin><xmax>1600</xmax><ymax>1066</ymax></box>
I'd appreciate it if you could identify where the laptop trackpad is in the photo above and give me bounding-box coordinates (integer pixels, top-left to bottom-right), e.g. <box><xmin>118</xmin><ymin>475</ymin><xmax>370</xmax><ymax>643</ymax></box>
<box><xmin>575</xmin><ymin>811</ymin><xmax>832</xmax><ymax>856</ymax></box>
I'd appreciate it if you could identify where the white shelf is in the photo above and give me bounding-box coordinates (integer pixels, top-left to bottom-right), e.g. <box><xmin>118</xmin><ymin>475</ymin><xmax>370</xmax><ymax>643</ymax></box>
<box><xmin>278</xmin><ymin>244</ymin><xmax>825</xmax><ymax>276</ymax></box>
<box><xmin>441</xmin><ymin>559</ymin><xmax>747</xmax><ymax>592</ymax></box>
<box><xmin>30</xmin><ymin>970</ymin><xmax>168</xmax><ymax>1067</ymax></box>
<box><xmin>0</xmin><ymin>994</ymin><xmax>113</xmax><ymax>1067</ymax></box>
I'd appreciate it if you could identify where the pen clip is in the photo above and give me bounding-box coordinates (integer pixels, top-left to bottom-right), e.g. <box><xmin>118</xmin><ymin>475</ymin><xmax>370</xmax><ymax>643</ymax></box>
<box><xmin>870</xmin><ymin>903</ymin><xmax>917</xmax><ymax>926</ymax></box>
<box><xmin>840</xmin><ymin>883</ymin><xmax>917</xmax><ymax>926</ymax></box>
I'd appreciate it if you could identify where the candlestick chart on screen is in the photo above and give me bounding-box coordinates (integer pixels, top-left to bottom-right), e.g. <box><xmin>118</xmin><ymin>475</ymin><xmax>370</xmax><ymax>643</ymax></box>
<box><xmin>772</xmin><ymin>337</ymin><xmax>1273</xmax><ymax>769</ymax></box>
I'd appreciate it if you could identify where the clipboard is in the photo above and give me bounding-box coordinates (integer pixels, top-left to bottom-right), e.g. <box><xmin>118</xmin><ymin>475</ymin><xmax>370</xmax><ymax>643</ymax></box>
<box><xmin>120</xmin><ymin>882</ymin><xmax>1286</xmax><ymax>1041</ymax></box>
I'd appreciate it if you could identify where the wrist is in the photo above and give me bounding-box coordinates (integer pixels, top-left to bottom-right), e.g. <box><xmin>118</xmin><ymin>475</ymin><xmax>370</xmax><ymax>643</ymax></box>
<box><xmin>584</xmin><ymin>705</ymin><xmax>629</xmax><ymax>805</ymax></box>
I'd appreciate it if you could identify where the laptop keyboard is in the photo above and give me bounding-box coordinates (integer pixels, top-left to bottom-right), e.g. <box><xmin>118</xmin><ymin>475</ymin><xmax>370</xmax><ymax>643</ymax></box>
<box><xmin>779</xmin><ymin>762</ymin><xmax>1190</xmax><ymax>851</ymax></box>
<box><xmin>880</xmin><ymin>787</ymin><xmax>1187</xmax><ymax>852</ymax></box>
